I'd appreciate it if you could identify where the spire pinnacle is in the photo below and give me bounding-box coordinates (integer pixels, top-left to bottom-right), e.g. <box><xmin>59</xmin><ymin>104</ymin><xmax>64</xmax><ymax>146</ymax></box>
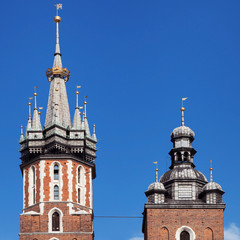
<box><xmin>26</xmin><ymin>97</ymin><xmax>32</xmax><ymax>133</ymax></box>
<box><xmin>84</xmin><ymin>96</ymin><xmax>87</xmax><ymax>117</ymax></box>
<box><xmin>153</xmin><ymin>162</ymin><xmax>158</xmax><ymax>182</ymax></box>
<box><xmin>53</xmin><ymin>5</ymin><xmax>62</xmax><ymax>68</ymax></box>
<box><xmin>34</xmin><ymin>86</ymin><xmax>38</xmax><ymax>109</ymax></box>
<box><xmin>32</xmin><ymin>88</ymin><xmax>42</xmax><ymax>131</ymax></box>
<box><xmin>20</xmin><ymin>125</ymin><xmax>24</xmax><ymax>142</ymax></box>
<box><xmin>92</xmin><ymin>124</ymin><xmax>97</xmax><ymax>142</ymax></box>
<box><xmin>76</xmin><ymin>86</ymin><xmax>81</xmax><ymax>108</ymax></box>
<box><xmin>210</xmin><ymin>160</ymin><xmax>213</xmax><ymax>182</ymax></box>
<box><xmin>181</xmin><ymin>97</ymin><xmax>188</xmax><ymax>126</ymax></box>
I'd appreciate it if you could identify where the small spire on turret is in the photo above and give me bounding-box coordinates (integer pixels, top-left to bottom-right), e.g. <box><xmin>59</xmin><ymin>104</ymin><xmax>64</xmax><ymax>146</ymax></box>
<box><xmin>32</xmin><ymin>87</ymin><xmax>42</xmax><ymax>130</ymax></box>
<box><xmin>92</xmin><ymin>124</ymin><xmax>97</xmax><ymax>142</ymax></box>
<box><xmin>210</xmin><ymin>160</ymin><xmax>213</xmax><ymax>182</ymax></box>
<box><xmin>20</xmin><ymin>125</ymin><xmax>24</xmax><ymax>142</ymax></box>
<box><xmin>72</xmin><ymin>86</ymin><xmax>82</xmax><ymax>129</ymax></box>
<box><xmin>181</xmin><ymin>97</ymin><xmax>188</xmax><ymax>126</ymax></box>
<box><xmin>83</xmin><ymin>96</ymin><xmax>91</xmax><ymax>137</ymax></box>
<box><xmin>153</xmin><ymin>162</ymin><xmax>158</xmax><ymax>182</ymax></box>
<box><xmin>26</xmin><ymin>97</ymin><xmax>33</xmax><ymax>133</ymax></box>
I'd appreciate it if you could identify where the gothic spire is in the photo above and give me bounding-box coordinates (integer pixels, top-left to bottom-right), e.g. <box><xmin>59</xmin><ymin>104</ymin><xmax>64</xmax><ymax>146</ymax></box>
<box><xmin>92</xmin><ymin>124</ymin><xmax>97</xmax><ymax>142</ymax></box>
<box><xmin>84</xmin><ymin>98</ymin><xmax>91</xmax><ymax>137</ymax></box>
<box><xmin>45</xmin><ymin>7</ymin><xmax>71</xmax><ymax>128</ymax></box>
<box><xmin>20</xmin><ymin>125</ymin><xmax>24</xmax><ymax>142</ymax></box>
<box><xmin>53</xmin><ymin>14</ymin><xmax>62</xmax><ymax>68</ymax></box>
<box><xmin>31</xmin><ymin>87</ymin><xmax>42</xmax><ymax>130</ymax></box>
<box><xmin>26</xmin><ymin>98</ymin><xmax>32</xmax><ymax>133</ymax></box>
<box><xmin>72</xmin><ymin>87</ymin><xmax>82</xmax><ymax>130</ymax></box>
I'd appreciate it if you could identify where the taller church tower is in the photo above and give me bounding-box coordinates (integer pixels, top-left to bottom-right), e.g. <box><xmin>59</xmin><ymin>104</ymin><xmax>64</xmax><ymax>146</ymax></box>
<box><xmin>142</xmin><ymin>106</ymin><xmax>225</xmax><ymax>240</ymax></box>
<box><xmin>19</xmin><ymin>8</ymin><xmax>97</xmax><ymax>240</ymax></box>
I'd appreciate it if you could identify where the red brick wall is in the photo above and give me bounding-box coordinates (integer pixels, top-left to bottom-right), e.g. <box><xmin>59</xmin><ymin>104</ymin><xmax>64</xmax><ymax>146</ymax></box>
<box><xmin>21</xmin><ymin>159</ymin><xmax>94</xmax><ymax>239</ymax></box>
<box><xmin>144</xmin><ymin>208</ymin><xmax>224</xmax><ymax>240</ymax></box>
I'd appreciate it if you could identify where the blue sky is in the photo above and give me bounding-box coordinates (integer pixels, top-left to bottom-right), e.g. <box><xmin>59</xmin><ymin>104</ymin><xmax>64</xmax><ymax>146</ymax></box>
<box><xmin>0</xmin><ymin>0</ymin><xmax>240</xmax><ymax>239</ymax></box>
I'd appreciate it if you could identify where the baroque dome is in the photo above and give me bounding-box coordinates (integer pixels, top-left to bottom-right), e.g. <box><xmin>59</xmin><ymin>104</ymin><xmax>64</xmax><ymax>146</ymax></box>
<box><xmin>160</xmin><ymin>165</ymin><xmax>207</xmax><ymax>183</ymax></box>
<box><xmin>171</xmin><ymin>125</ymin><xmax>195</xmax><ymax>138</ymax></box>
<box><xmin>203</xmin><ymin>181</ymin><xmax>222</xmax><ymax>191</ymax></box>
<box><xmin>148</xmin><ymin>182</ymin><xmax>165</xmax><ymax>191</ymax></box>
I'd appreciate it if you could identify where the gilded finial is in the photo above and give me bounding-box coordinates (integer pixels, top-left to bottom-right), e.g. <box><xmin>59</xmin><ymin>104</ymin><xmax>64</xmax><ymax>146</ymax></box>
<box><xmin>153</xmin><ymin>161</ymin><xmax>158</xmax><ymax>182</ymax></box>
<box><xmin>84</xmin><ymin>96</ymin><xmax>88</xmax><ymax>117</ymax></box>
<box><xmin>28</xmin><ymin>97</ymin><xmax>33</xmax><ymax>117</ymax></box>
<box><xmin>34</xmin><ymin>87</ymin><xmax>38</xmax><ymax>109</ymax></box>
<box><xmin>210</xmin><ymin>160</ymin><xmax>213</xmax><ymax>182</ymax></box>
<box><xmin>75</xmin><ymin>86</ymin><xmax>81</xmax><ymax>108</ymax></box>
<box><xmin>181</xmin><ymin>97</ymin><xmax>188</xmax><ymax>126</ymax></box>
<box><xmin>54</xmin><ymin>4</ymin><xmax>62</xmax><ymax>22</ymax></box>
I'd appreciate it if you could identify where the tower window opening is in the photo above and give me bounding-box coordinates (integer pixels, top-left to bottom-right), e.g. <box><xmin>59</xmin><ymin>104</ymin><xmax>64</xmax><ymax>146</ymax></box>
<box><xmin>183</xmin><ymin>152</ymin><xmax>188</xmax><ymax>163</ymax></box>
<box><xmin>78</xmin><ymin>188</ymin><xmax>81</xmax><ymax>203</ymax></box>
<box><xmin>78</xmin><ymin>167</ymin><xmax>81</xmax><ymax>184</ymax></box>
<box><xmin>54</xmin><ymin>185</ymin><xmax>59</xmax><ymax>200</ymax></box>
<box><xmin>52</xmin><ymin>212</ymin><xmax>60</xmax><ymax>231</ymax></box>
<box><xmin>180</xmin><ymin>230</ymin><xmax>190</xmax><ymax>240</ymax></box>
<box><xmin>54</xmin><ymin>164</ymin><xmax>59</xmax><ymax>180</ymax></box>
<box><xmin>177</xmin><ymin>152</ymin><xmax>182</xmax><ymax>163</ymax></box>
<box><xmin>32</xmin><ymin>166</ymin><xmax>36</xmax><ymax>204</ymax></box>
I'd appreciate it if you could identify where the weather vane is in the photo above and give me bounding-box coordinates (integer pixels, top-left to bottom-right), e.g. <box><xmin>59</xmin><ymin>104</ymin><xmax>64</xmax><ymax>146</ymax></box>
<box><xmin>182</xmin><ymin>97</ymin><xmax>188</xmax><ymax>108</ymax></box>
<box><xmin>54</xmin><ymin>3</ymin><xmax>63</xmax><ymax>16</ymax></box>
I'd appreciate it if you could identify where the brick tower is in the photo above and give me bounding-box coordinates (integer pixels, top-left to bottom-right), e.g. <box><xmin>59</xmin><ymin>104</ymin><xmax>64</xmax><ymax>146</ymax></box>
<box><xmin>19</xmin><ymin>7</ymin><xmax>97</xmax><ymax>240</ymax></box>
<box><xmin>142</xmin><ymin>106</ymin><xmax>225</xmax><ymax>240</ymax></box>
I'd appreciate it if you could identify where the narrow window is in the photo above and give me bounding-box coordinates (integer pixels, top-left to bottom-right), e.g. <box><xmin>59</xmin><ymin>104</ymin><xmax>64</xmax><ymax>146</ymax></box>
<box><xmin>54</xmin><ymin>164</ymin><xmax>59</xmax><ymax>180</ymax></box>
<box><xmin>78</xmin><ymin>167</ymin><xmax>81</xmax><ymax>184</ymax></box>
<box><xmin>78</xmin><ymin>188</ymin><xmax>81</xmax><ymax>203</ymax></box>
<box><xmin>32</xmin><ymin>167</ymin><xmax>36</xmax><ymax>204</ymax></box>
<box><xmin>180</xmin><ymin>231</ymin><xmax>190</xmax><ymax>240</ymax></box>
<box><xmin>52</xmin><ymin>212</ymin><xmax>60</xmax><ymax>231</ymax></box>
<box><xmin>54</xmin><ymin>185</ymin><xmax>59</xmax><ymax>200</ymax></box>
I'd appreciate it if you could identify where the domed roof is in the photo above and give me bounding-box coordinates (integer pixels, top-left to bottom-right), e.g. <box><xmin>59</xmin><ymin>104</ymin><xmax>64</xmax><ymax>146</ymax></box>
<box><xmin>160</xmin><ymin>165</ymin><xmax>207</xmax><ymax>183</ymax></box>
<box><xmin>171</xmin><ymin>125</ymin><xmax>195</xmax><ymax>138</ymax></box>
<box><xmin>148</xmin><ymin>182</ymin><xmax>165</xmax><ymax>191</ymax></box>
<box><xmin>203</xmin><ymin>181</ymin><xmax>222</xmax><ymax>191</ymax></box>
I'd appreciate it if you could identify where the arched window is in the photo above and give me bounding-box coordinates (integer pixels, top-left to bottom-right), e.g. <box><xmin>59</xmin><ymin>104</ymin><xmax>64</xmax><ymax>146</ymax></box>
<box><xmin>177</xmin><ymin>152</ymin><xmax>182</xmax><ymax>163</ymax></box>
<box><xmin>52</xmin><ymin>212</ymin><xmax>60</xmax><ymax>231</ymax></box>
<box><xmin>54</xmin><ymin>185</ymin><xmax>59</xmax><ymax>200</ymax></box>
<box><xmin>176</xmin><ymin>226</ymin><xmax>196</xmax><ymax>240</ymax></box>
<box><xmin>54</xmin><ymin>164</ymin><xmax>59</xmax><ymax>180</ymax></box>
<box><xmin>180</xmin><ymin>231</ymin><xmax>190</xmax><ymax>240</ymax></box>
<box><xmin>78</xmin><ymin>188</ymin><xmax>81</xmax><ymax>203</ymax></box>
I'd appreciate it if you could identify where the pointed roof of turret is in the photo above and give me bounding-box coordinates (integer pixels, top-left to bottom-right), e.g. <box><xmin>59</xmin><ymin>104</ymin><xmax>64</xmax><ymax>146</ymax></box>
<box><xmin>45</xmin><ymin>9</ymin><xmax>71</xmax><ymax>129</ymax></box>
<box><xmin>20</xmin><ymin>125</ymin><xmax>24</xmax><ymax>142</ymax></box>
<box><xmin>84</xmin><ymin>98</ymin><xmax>91</xmax><ymax>137</ymax></box>
<box><xmin>26</xmin><ymin>98</ymin><xmax>32</xmax><ymax>134</ymax></box>
<box><xmin>92</xmin><ymin>124</ymin><xmax>97</xmax><ymax>142</ymax></box>
<box><xmin>31</xmin><ymin>88</ymin><xmax>42</xmax><ymax>131</ymax></box>
<box><xmin>72</xmin><ymin>87</ymin><xmax>82</xmax><ymax>130</ymax></box>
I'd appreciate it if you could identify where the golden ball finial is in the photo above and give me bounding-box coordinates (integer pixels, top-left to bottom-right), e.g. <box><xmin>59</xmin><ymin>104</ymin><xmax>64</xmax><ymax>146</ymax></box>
<box><xmin>181</xmin><ymin>107</ymin><xmax>185</xmax><ymax>112</ymax></box>
<box><xmin>38</xmin><ymin>111</ymin><xmax>41</xmax><ymax>115</ymax></box>
<box><xmin>21</xmin><ymin>125</ymin><xmax>23</xmax><ymax>129</ymax></box>
<box><xmin>84</xmin><ymin>101</ymin><xmax>87</xmax><ymax>105</ymax></box>
<box><xmin>93</xmin><ymin>124</ymin><xmax>96</xmax><ymax>127</ymax></box>
<box><xmin>34</xmin><ymin>93</ymin><xmax>37</xmax><ymax>96</ymax></box>
<box><xmin>76</xmin><ymin>91</ymin><xmax>79</xmax><ymax>95</ymax></box>
<box><xmin>28</xmin><ymin>102</ymin><xmax>31</xmax><ymax>106</ymax></box>
<box><xmin>210</xmin><ymin>167</ymin><xmax>213</xmax><ymax>171</ymax></box>
<box><xmin>54</xmin><ymin>16</ymin><xmax>61</xmax><ymax>23</ymax></box>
